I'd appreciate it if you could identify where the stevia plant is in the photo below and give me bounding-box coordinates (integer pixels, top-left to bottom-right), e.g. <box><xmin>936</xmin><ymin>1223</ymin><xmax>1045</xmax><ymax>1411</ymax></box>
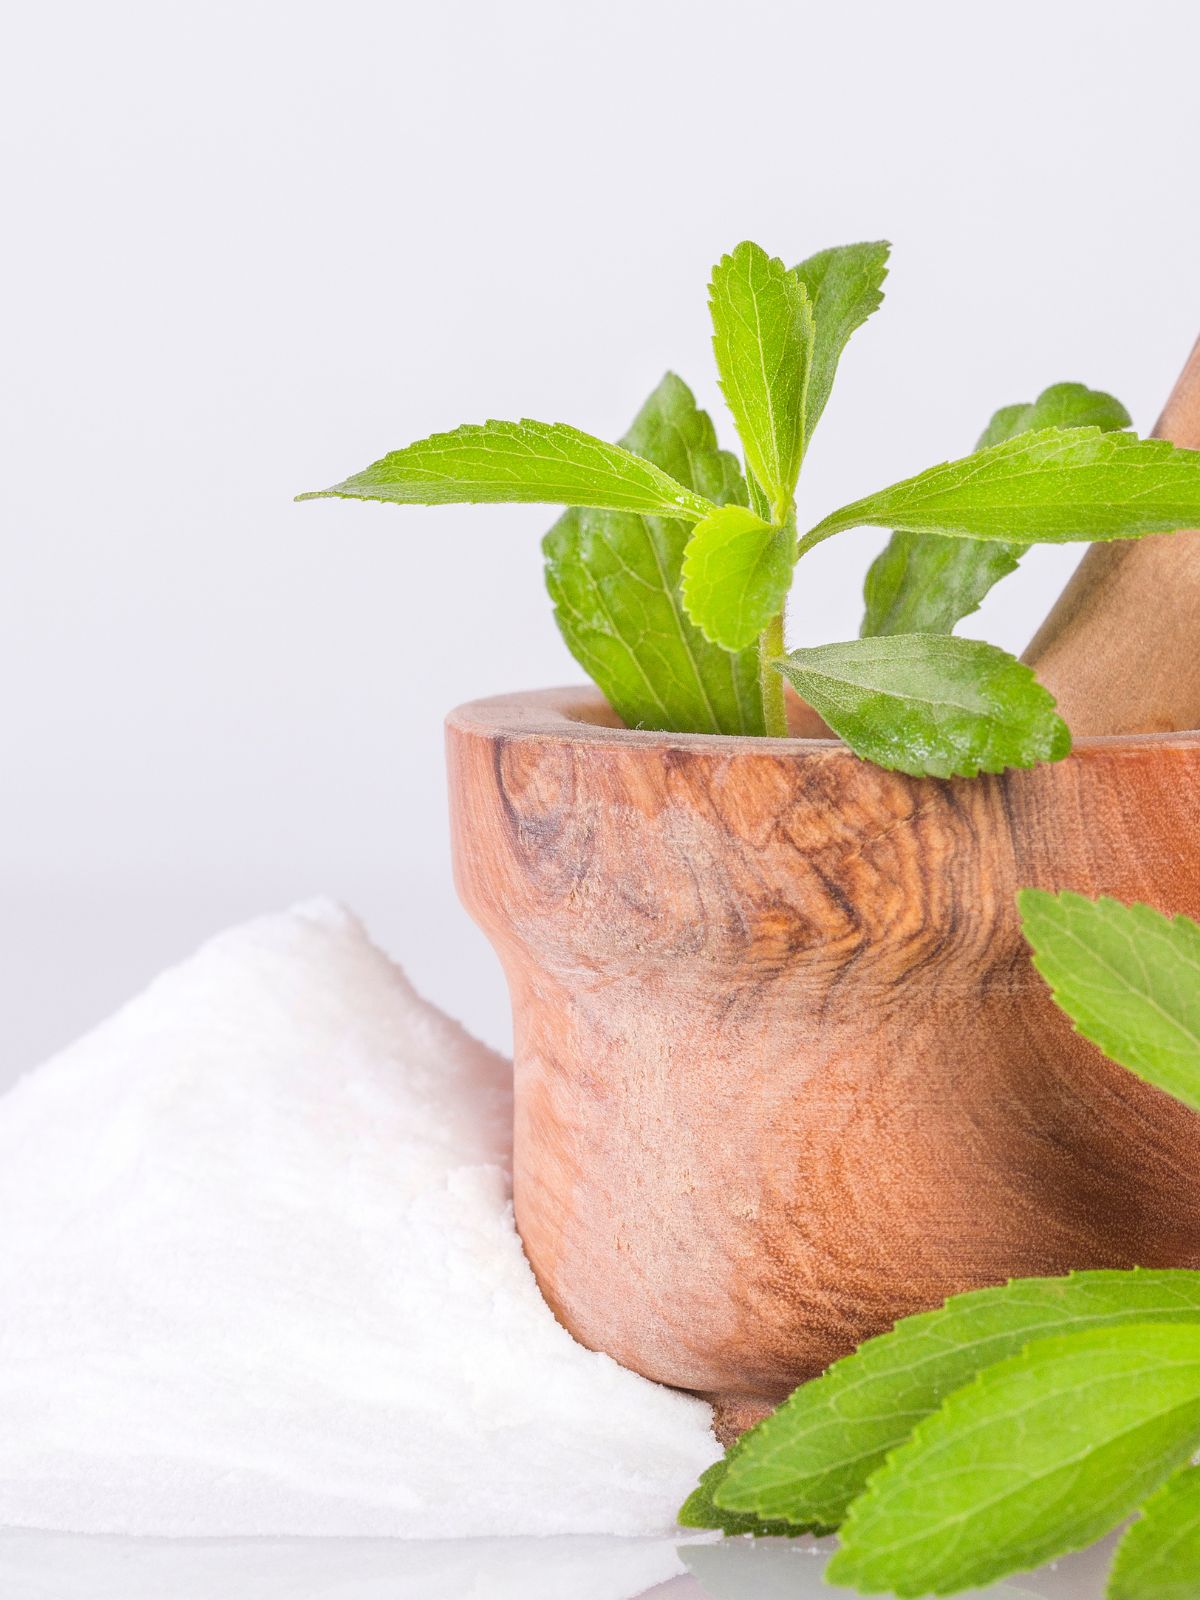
<box><xmin>681</xmin><ymin>890</ymin><xmax>1200</xmax><ymax>1599</ymax></box>
<box><xmin>301</xmin><ymin>239</ymin><xmax>1200</xmax><ymax>778</ymax></box>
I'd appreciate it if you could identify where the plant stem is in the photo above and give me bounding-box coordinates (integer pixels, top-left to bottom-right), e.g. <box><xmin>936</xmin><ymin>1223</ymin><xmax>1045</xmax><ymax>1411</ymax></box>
<box><xmin>793</xmin><ymin>525</ymin><xmax>832</xmax><ymax>562</ymax></box>
<box><xmin>760</xmin><ymin>610</ymin><xmax>787</xmax><ymax>736</ymax></box>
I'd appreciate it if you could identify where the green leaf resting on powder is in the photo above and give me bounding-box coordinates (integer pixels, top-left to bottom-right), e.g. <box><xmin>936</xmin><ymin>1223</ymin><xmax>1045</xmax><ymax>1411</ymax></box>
<box><xmin>1109</xmin><ymin>1465</ymin><xmax>1200</xmax><ymax>1600</ymax></box>
<box><xmin>678</xmin><ymin>1457</ymin><xmax>811</xmax><ymax>1537</ymax></box>
<box><xmin>862</xmin><ymin>383</ymin><xmax>1132</xmax><ymax>637</ymax></box>
<box><xmin>713</xmin><ymin>1268</ymin><xmax>1200</xmax><ymax>1530</ymax></box>
<box><xmin>793</xmin><ymin>240</ymin><xmax>890</xmax><ymax>444</ymax></box>
<box><xmin>826</xmin><ymin>1323</ymin><xmax>1200</xmax><ymax>1596</ymax></box>
<box><xmin>771</xmin><ymin>634</ymin><xmax>1069</xmax><ymax>777</ymax></box>
<box><xmin>808</xmin><ymin>425</ymin><xmax>1200</xmax><ymax>547</ymax></box>
<box><xmin>543</xmin><ymin>374</ymin><xmax>765</xmax><ymax>735</ymax></box>
<box><xmin>681</xmin><ymin>505</ymin><xmax>795</xmax><ymax>651</ymax></box>
<box><xmin>1019</xmin><ymin>890</ymin><xmax>1200</xmax><ymax>1113</ymax></box>
<box><xmin>298</xmin><ymin>417</ymin><xmax>715</xmax><ymax>521</ymax></box>
<box><xmin>709</xmin><ymin>240</ymin><xmax>814</xmax><ymax>517</ymax></box>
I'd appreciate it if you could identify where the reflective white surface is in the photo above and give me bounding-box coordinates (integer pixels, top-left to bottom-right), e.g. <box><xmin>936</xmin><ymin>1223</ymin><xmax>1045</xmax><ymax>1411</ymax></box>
<box><xmin>679</xmin><ymin>1536</ymin><xmax>1115</xmax><ymax>1598</ymax></box>
<box><xmin>0</xmin><ymin>1532</ymin><xmax>686</xmax><ymax>1600</ymax></box>
<box><xmin>0</xmin><ymin>1530</ymin><xmax>1118</xmax><ymax>1598</ymax></box>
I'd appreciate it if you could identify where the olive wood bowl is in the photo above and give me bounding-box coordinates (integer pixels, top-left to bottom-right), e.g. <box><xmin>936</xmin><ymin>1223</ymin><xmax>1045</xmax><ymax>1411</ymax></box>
<box><xmin>447</xmin><ymin>687</ymin><xmax>1200</xmax><ymax>1439</ymax></box>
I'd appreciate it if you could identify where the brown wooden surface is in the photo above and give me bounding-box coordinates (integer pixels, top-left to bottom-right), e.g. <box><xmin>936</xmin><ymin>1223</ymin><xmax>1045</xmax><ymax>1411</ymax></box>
<box><xmin>1023</xmin><ymin>336</ymin><xmax>1200</xmax><ymax>733</ymax></box>
<box><xmin>448</xmin><ymin>689</ymin><xmax>1200</xmax><ymax>1436</ymax></box>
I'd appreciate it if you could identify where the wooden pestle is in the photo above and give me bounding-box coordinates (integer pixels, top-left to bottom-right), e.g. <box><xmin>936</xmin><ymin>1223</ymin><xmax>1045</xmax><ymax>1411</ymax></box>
<box><xmin>1022</xmin><ymin>336</ymin><xmax>1200</xmax><ymax>735</ymax></box>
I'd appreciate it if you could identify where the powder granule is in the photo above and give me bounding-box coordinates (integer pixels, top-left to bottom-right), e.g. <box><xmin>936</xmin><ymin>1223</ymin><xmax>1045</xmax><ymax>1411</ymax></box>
<box><xmin>0</xmin><ymin>901</ymin><xmax>718</xmax><ymax>1537</ymax></box>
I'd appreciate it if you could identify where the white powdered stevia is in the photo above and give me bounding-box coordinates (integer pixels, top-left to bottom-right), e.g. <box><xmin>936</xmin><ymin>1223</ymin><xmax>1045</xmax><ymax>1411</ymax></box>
<box><xmin>0</xmin><ymin>901</ymin><xmax>719</xmax><ymax>1538</ymax></box>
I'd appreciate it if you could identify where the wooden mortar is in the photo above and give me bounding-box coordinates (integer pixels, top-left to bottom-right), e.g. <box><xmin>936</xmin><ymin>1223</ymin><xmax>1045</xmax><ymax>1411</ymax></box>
<box><xmin>448</xmin><ymin>689</ymin><xmax>1200</xmax><ymax>1440</ymax></box>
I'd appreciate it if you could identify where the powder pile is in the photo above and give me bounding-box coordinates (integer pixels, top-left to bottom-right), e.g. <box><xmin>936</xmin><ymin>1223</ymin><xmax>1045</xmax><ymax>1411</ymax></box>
<box><xmin>0</xmin><ymin>901</ymin><xmax>718</xmax><ymax>1537</ymax></box>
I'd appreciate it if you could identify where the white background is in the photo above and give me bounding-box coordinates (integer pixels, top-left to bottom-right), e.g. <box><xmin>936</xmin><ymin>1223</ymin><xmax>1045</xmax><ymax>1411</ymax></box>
<box><xmin>4</xmin><ymin>0</ymin><xmax>1200</xmax><ymax>1090</ymax></box>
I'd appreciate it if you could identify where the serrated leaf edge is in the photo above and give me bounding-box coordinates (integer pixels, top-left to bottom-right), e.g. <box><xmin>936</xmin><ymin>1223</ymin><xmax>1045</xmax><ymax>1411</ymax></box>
<box><xmin>715</xmin><ymin>1267</ymin><xmax>1200</xmax><ymax>1526</ymax></box>
<box><xmin>769</xmin><ymin>639</ymin><xmax>1070</xmax><ymax>778</ymax></box>
<box><xmin>825</xmin><ymin>1323</ymin><xmax>1200</xmax><ymax>1598</ymax></box>
<box><xmin>1106</xmin><ymin>1464</ymin><xmax>1200</xmax><ymax>1599</ymax></box>
<box><xmin>1018</xmin><ymin>889</ymin><xmax>1200</xmax><ymax>1112</ymax></box>
<box><xmin>807</xmin><ymin>426</ymin><xmax>1200</xmax><ymax>548</ymax></box>
<box><xmin>297</xmin><ymin>417</ymin><xmax>716</xmax><ymax>521</ymax></box>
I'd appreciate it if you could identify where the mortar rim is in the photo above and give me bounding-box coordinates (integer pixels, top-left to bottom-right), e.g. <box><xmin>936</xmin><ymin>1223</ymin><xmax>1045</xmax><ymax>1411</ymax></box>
<box><xmin>447</xmin><ymin>685</ymin><xmax>1200</xmax><ymax>761</ymax></box>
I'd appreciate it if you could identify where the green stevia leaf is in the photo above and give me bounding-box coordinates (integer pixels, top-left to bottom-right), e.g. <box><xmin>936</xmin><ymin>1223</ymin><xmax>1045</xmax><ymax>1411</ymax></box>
<box><xmin>543</xmin><ymin>374</ymin><xmax>765</xmax><ymax>735</ymax></box>
<box><xmin>991</xmin><ymin>382</ymin><xmax>1132</xmax><ymax>438</ymax></box>
<box><xmin>807</xmin><ymin>426</ymin><xmax>1200</xmax><ymax>547</ymax></box>
<box><xmin>1109</xmin><ymin>1464</ymin><xmax>1200</xmax><ymax>1600</ymax></box>
<box><xmin>1018</xmin><ymin>890</ymin><xmax>1200</xmax><ymax>1114</ymax></box>
<box><xmin>861</xmin><ymin>530</ymin><xmax>1024</xmax><ymax>638</ymax></box>
<box><xmin>710</xmin><ymin>240</ymin><xmax>814</xmax><ymax>517</ymax></box>
<box><xmin>681</xmin><ymin>505</ymin><xmax>794</xmax><ymax>651</ymax></box>
<box><xmin>975</xmin><ymin>402</ymin><xmax>1039</xmax><ymax>451</ymax></box>
<box><xmin>793</xmin><ymin>240</ymin><xmax>890</xmax><ymax>442</ymax></box>
<box><xmin>862</xmin><ymin>384</ymin><xmax>1132</xmax><ymax>637</ymax></box>
<box><xmin>826</xmin><ymin>1323</ymin><xmax>1200</xmax><ymax>1597</ymax></box>
<box><xmin>746</xmin><ymin>463</ymin><xmax>773</xmax><ymax>524</ymax></box>
<box><xmin>298</xmin><ymin>418</ymin><xmax>715</xmax><ymax>521</ymax></box>
<box><xmin>677</xmin><ymin>1457</ymin><xmax>811</xmax><ymax>1537</ymax></box>
<box><xmin>770</xmin><ymin>635</ymin><xmax>1069</xmax><ymax>778</ymax></box>
<box><xmin>714</xmin><ymin>1269</ymin><xmax>1200</xmax><ymax>1531</ymax></box>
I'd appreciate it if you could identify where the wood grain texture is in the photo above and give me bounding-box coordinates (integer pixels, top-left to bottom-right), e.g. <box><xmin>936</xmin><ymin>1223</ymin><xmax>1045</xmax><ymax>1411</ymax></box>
<box><xmin>1023</xmin><ymin>336</ymin><xmax>1200</xmax><ymax>734</ymax></box>
<box><xmin>447</xmin><ymin>688</ymin><xmax>1200</xmax><ymax>1434</ymax></box>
